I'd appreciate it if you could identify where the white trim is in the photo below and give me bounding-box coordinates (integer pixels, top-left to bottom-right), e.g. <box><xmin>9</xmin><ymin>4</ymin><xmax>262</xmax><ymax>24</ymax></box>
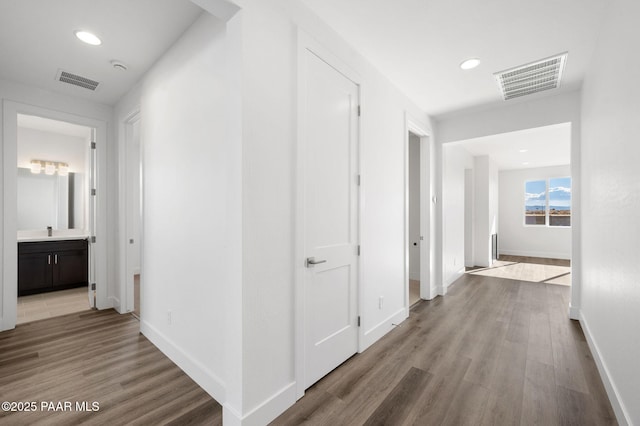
<box><xmin>2</xmin><ymin>101</ymin><xmax>109</xmax><ymax>331</ymax></box>
<box><xmin>140</xmin><ymin>319</ymin><xmax>226</xmax><ymax>404</ymax></box>
<box><xmin>223</xmin><ymin>382</ymin><xmax>297</xmax><ymax>426</ymax></box>
<box><xmin>568</xmin><ymin>304</ymin><xmax>580</xmax><ymax>320</ymax></box>
<box><xmin>498</xmin><ymin>248</ymin><xmax>571</xmax><ymax>260</ymax></box>
<box><xmin>361</xmin><ymin>307</ymin><xmax>407</xmax><ymax>351</ymax></box>
<box><xmin>294</xmin><ymin>29</ymin><xmax>362</xmax><ymax>400</ymax></box>
<box><xmin>579</xmin><ymin>312</ymin><xmax>630</xmax><ymax>425</ymax></box>
<box><xmin>109</xmin><ymin>296</ymin><xmax>122</xmax><ymax>313</ymax></box>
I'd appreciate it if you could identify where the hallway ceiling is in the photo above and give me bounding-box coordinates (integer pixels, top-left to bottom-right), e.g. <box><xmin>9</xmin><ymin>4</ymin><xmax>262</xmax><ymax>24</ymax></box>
<box><xmin>452</xmin><ymin>123</ymin><xmax>571</xmax><ymax>171</ymax></box>
<box><xmin>300</xmin><ymin>0</ymin><xmax>610</xmax><ymax>117</ymax></box>
<box><xmin>0</xmin><ymin>0</ymin><xmax>203</xmax><ymax>105</ymax></box>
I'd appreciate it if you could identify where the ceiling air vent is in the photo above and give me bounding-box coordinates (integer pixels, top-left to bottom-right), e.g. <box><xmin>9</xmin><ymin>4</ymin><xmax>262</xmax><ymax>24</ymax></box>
<box><xmin>55</xmin><ymin>69</ymin><xmax>100</xmax><ymax>91</ymax></box>
<box><xmin>494</xmin><ymin>52</ymin><xmax>567</xmax><ymax>100</ymax></box>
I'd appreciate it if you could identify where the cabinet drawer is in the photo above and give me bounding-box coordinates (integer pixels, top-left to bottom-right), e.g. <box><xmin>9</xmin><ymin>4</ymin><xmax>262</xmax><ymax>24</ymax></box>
<box><xmin>18</xmin><ymin>239</ymin><xmax>88</xmax><ymax>254</ymax></box>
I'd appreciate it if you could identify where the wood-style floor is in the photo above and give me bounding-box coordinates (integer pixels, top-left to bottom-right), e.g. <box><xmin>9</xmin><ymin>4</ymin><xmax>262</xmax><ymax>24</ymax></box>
<box><xmin>0</xmin><ymin>310</ymin><xmax>221</xmax><ymax>425</ymax></box>
<box><xmin>273</xmin><ymin>273</ymin><xmax>616</xmax><ymax>425</ymax></box>
<box><xmin>1</xmin><ymin>271</ymin><xmax>616</xmax><ymax>425</ymax></box>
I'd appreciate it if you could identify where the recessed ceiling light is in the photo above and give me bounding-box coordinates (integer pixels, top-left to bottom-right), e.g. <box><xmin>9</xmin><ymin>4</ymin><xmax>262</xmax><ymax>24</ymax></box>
<box><xmin>522</xmin><ymin>162</ymin><xmax>530</xmax><ymax>165</ymax></box>
<box><xmin>460</xmin><ymin>58</ymin><xmax>481</xmax><ymax>70</ymax></box>
<box><xmin>519</xmin><ymin>149</ymin><xmax>528</xmax><ymax>153</ymax></box>
<box><xmin>75</xmin><ymin>30</ymin><xmax>102</xmax><ymax>46</ymax></box>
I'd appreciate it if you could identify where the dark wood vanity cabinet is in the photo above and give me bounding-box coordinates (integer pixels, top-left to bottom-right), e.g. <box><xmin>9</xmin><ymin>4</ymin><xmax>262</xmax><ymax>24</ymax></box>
<box><xmin>18</xmin><ymin>239</ymin><xmax>88</xmax><ymax>296</ymax></box>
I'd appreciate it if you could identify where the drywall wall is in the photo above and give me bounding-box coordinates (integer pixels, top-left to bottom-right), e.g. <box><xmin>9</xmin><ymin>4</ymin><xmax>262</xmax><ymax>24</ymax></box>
<box><xmin>408</xmin><ymin>133</ymin><xmax>421</xmax><ymax>280</ymax></box>
<box><xmin>17</xmin><ymin>127</ymin><xmax>88</xmax><ymax>173</ymax></box>
<box><xmin>133</xmin><ymin>11</ymin><xmax>241</xmax><ymax>413</ymax></box>
<box><xmin>237</xmin><ymin>1</ymin><xmax>430</xmax><ymax>421</ymax></box>
<box><xmin>499</xmin><ymin>165</ymin><xmax>571</xmax><ymax>259</ymax></box>
<box><xmin>443</xmin><ymin>144</ymin><xmax>473</xmax><ymax>285</ymax></box>
<box><xmin>580</xmin><ymin>0</ymin><xmax>640</xmax><ymax>423</ymax></box>
<box><xmin>473</xmin><ymin>155</ymin><xmax>498</xmax><ymax>268</ymax></box>
<box><xmin>464</xmin><ymin>169</ymin><xmax>474</xmax><ymax>267</ymax></box>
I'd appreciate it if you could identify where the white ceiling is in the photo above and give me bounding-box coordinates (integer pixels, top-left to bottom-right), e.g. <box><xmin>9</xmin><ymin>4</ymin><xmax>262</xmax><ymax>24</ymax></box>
<box><xmin>300</xmin><ymin>0</ymin><xmax>610</xmax><ymax>116</ymax></box>
<box><xmin>451</xmin><ymin>123</ymin><xmax>571</xmax><ymax>170</ymax></box>
<box><xmin>0</xmin><ymin>0</ymin><xmax>203</xmax><ymax>105</ymax></box>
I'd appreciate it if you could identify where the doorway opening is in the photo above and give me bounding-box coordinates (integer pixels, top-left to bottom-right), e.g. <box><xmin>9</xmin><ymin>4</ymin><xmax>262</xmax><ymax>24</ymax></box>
<box><xmin>15</xmin><ymin>114</ymin><xmax>95</xmax><ymax>324</ymax></box>
<box><xmin>405</xmin><ymin>119</ymin><xmax>433</xmax><ymax>310</ymax></box>
<box><xmin>123</xmin><ymin>112</ymin><xmax>142</xmax><ymax>319</ymax></box>
<box><xmin>408</xmin><ymin>132</ymin><xmax>421</xmax><ymax>306</ymax></box>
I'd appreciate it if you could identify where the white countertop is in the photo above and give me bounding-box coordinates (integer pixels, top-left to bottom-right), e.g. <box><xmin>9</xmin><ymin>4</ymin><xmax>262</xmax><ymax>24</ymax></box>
<box><xmin>17</xmin><ymin>230</ymin><xmax>89</xmax><ymax>243</ymax></box>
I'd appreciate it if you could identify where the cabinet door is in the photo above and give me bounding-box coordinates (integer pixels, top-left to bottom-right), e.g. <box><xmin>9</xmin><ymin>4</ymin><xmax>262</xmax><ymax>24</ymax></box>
<box><xmin>18</xmin><ymin>252</ymin><xmax>53</xmax><ymax>295</ymax></box>
<box><xmin>53</xmin><ymin>249</ymin><xmax>88</xmax><ymax>288</ymax></box>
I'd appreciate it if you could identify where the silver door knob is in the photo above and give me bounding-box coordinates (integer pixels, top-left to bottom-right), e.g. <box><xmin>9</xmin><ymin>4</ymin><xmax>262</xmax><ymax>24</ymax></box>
<box><xmin>306</xmin><ymin>257</ymin><xmax>327</xmax><ymax>267</ymax></box>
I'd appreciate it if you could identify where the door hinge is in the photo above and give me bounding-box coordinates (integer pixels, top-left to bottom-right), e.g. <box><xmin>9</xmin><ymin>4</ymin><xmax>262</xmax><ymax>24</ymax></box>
<box><xmin>357</xmin><ymin>245</ymin><xmax>361</xmax><ymax>256</ymax></box>
<box><xmin>91</xmin><ymin>283</ymin><xmax>96</xmax><ymax>290</ymax></box>
<box><xmin>357</xmin><ymin>105</ymin><xmax>361</xmax><ymax>117</ymax></box>
<box><xmin>91</xmin><ymin>142</ymin><xmax>96</xmax><ymax>149</ymax></box>
<box><xmin>91</xmin><ymin>188</ymin><xmax>96</xmax><ymax>196</ymax></box>
<box><xmin>357</xmin><ymin>316</ymin><xmax>361</xmax><ymax>327</ymax></box>
<box><xmin>357</xmin><ymin>174</ymin><xmax>361</xmax><ymax>186</ymax></box>
<box><xmin>90</xmin><ymin>236</ymin><xmax>96</xmax><ymax>243</ymax></box>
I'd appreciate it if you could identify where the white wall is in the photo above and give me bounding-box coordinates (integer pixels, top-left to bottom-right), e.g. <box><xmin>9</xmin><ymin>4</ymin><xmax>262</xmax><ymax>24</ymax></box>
<box><xmin>499</xmin><ymin>165</ymin><xmax>571</xmax><ymax>259</ymax></box>
<box><xmin>464</xmin><ymin>169</ymin><xmax>473</xmax><ymax>267</ymax></box>
<box><xmin>473</xmin><ymin>155</ymin><xmax>498</xmax><ymax>268</ymax></box>
<box><xmin>408</xmin><ymin>133</ymin><xmax>420</xmax><ymax>280</ymax></box>
<box><xmin>580</xmin><ymin>0</ymin><xmax>640</xmax><ymax>423</ymax></box>
<box><xmin>443</xmin><ymin>144</ymin><xmax>473</xmax><ymax>285</ymax></box>
<box><xmin>17</xmin><ymin>127</ymin><xmax>88</xmax><ymax>173</ymax></box>
<box><xmin>126</xmin><ymin>11</ymin><xmax>241</xmax><ymax>416</ymax></box>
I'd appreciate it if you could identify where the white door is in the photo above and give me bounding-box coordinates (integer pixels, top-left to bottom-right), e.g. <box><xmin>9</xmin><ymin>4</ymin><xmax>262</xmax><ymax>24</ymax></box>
<box><xmin>302</xmin><ymin>50</ymin><xmax>359</xmax><ymax>389</ymax></box>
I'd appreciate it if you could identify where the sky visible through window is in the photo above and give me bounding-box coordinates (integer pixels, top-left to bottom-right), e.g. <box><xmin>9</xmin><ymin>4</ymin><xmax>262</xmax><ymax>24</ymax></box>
<box><xmin>525</xmin><ymin>177</ymin><xmax>571</xmax><ymax>226</ymax></box>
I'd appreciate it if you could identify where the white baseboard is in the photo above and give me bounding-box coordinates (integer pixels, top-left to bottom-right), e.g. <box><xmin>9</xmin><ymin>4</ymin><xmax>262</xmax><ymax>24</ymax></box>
<box><xmin>223</xmin><ymin>382</ymin><xmax>297</xmax><ymax>426</ymax></box>
<box><xmin>109</xmin><ymin>296</ymin><xmax>122</xmax><ymax>313</ymax></box>
<box><xmin>360</xmin><ymin>307</ymin><xmax>407</xmax><ymax>352</ymax></box>
<box><xmin>498</xmin><ymin>249</ymin><xmax>570</xmax><ymax>260</ymax></box>
<box><xmin>140</xmin><ymin>319</ymin><xmax>226</xmax><ymax>405</ymax></box>
<box><xmin>579</xmin><ymin>312</ymin><xmax>630</xmax><ymax>425</ymax></box>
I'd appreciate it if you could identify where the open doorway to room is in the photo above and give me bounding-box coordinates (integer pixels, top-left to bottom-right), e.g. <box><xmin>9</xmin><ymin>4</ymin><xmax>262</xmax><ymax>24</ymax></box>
<box><xmin>405</xmin><ymin>120</ymin><xmax>434</xmax><ymax>308</ymax></box>
<box><xmin>408</xmin><ymin>132</ymin><xmax>422</xmax><ymax>305</ymax></box>
<box><xmin>15</xmin><ymin>114</ymin><xmax>94</xmax><ymax>324</ymax></box>
<box><xmin>123</xmin><ymin>112</ymin><xmax>142</xmax><ymax>319</ymax></box>
<box><xmin>447</xmin><ymin>123</ymin><xmax>573</xmax><ymax>287</ymax></box>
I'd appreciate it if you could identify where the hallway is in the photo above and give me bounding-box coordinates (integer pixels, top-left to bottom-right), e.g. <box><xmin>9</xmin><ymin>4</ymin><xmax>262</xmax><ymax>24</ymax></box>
<box><xmin>273</xmin><ymin>273</ymin><xmax>616</xmax><ymax>425</ymax></box>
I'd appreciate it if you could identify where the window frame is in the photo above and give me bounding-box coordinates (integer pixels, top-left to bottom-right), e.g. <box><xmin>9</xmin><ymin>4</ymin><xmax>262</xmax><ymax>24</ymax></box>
<box><xmin>523</xmin><ymin>177</ymin><xmax>572</xmax><ymax>228</ymax></box>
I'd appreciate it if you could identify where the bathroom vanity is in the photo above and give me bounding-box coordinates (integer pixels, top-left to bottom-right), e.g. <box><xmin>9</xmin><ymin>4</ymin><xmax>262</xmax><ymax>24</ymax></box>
<box><xmin>18</xmin><ymin>238</ymin><xmax>88</xmax><ymax>296</ymax></box>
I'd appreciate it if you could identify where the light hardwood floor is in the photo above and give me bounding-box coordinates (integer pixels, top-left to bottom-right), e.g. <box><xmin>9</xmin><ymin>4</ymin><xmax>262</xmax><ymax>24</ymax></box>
<box><xmin>273</xmin><ymin>272</ymin><xmax>616</xmax><ymax>425</ymax></box>
<box><xmin>17</xmin><ymin>287</ymin><xmax>90</xmax><ymax>324</ymax></box>
<box><xmin>468</xmin><ymin>255</ymin><xmax>571</xmax><ymax>286</ymax></box>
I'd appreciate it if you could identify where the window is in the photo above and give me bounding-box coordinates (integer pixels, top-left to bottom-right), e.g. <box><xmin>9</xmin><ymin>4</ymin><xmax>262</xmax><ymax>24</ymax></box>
<box><xmin>549</xmin><ymin>177</ymin><xmax>571</xmax><ymax>226</ymax></box>
<box><xmin>524</xmin><ymin>177</ymin><xmax>571</xmax><ymax>227</ymax></box>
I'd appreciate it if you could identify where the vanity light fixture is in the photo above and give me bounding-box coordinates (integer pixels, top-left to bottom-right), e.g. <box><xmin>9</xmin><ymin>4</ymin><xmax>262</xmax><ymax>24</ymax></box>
<box><xmin>29</xmin><ymin>160</ymin><xmax>70</xmax><ymax>176</ymax></box>
<box><xmin>44</xmin><ymin>163</ymin><xmax>56</xmax><ymax>175</ymax></box>
<box><xmin>460</xmin><ymin>58</ymin><xmax>481</xmax><ymax>70</ymax></box>
<box><xmin>75</xmin><ymin>30</ymin><xmax>102</xmax><ymax>46</ymax></box>
<box><xmin>30</xmin><ymin>160</ymin><xmax>42</xmax><ymax>174</ymax></box>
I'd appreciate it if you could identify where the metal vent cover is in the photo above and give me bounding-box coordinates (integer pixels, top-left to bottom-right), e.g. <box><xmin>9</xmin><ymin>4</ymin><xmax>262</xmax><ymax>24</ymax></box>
<box><xmin>55</xmin><ymin>69</ymin><xmax>100</xmax><ymax>91</ymax></box>
<box><xmin>494</xmin><ymin>52</ymin><xmax>567</xmax><ymax>100</ymax></box>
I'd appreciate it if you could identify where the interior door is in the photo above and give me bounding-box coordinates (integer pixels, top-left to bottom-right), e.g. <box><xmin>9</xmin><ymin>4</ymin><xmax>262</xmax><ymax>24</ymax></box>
<box><xmin>302</xmin><ymin>49</ymin><xmax>359</xmax><ymax>389</ymax></box>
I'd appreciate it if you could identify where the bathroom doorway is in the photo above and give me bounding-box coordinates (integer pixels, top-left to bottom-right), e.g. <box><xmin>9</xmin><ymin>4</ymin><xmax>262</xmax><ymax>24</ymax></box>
<box><xmin>15</xmin><ymin>114</ymin><xmax>94</xmax><ymax>324</ymax></box>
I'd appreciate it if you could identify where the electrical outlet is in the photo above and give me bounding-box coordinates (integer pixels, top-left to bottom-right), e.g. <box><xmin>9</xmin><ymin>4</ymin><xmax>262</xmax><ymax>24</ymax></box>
<box><xmin>379</xmin><ymin>296</ymin><xmax>384</xmax><ymax>309</ymax></box>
